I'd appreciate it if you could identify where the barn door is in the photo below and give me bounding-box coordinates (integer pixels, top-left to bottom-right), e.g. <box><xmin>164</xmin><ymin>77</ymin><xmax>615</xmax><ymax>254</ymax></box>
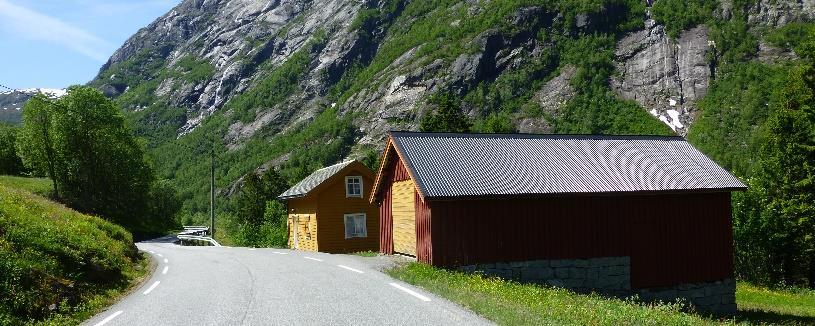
<box><xmin>391</xmin><ymin>180</ymin><xmax>417</xmax><ymax>256</ymax></box>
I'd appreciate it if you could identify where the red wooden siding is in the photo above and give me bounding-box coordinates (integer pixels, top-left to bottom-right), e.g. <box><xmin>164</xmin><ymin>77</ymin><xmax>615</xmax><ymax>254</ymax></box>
<box><xmin>378</xmin><ymin>152</ymin><xmax>411</xmax><ymax>254</ymax></box>
<box><xmin>428</xmin><ymin>192</ymin><xmax>734</xmax><ymax>289</ymax></box>
<box><xmin>415</xmin><ymin>192</ymin><xmax>432</xmax><ymax>263</ymax></box>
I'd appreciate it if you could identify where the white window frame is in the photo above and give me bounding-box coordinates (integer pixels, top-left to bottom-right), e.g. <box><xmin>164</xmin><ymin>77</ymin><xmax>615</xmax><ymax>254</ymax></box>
<box><xmin>344</xmin><ymin>213</ymin><xmax>367</xmax><ymax>239</ymax></box>
<box><xmin>345</xmin><ymin>176</ymin><xmax>363</xmax><ymax>198</ymax></box>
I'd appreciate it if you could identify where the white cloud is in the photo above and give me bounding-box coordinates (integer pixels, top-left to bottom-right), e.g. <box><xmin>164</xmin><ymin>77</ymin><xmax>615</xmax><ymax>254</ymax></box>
<box><xmin>0</xmin><ymin>0</ymin><xmax>112</xmax><ymax>62</ymax></box>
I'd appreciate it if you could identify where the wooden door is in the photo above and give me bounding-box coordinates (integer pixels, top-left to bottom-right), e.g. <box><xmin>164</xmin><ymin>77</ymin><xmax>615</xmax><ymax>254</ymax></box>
<box><xmin>391</xmin><ymin>180</ymin><xmax>416</xmax><ymax>256</ymax></box>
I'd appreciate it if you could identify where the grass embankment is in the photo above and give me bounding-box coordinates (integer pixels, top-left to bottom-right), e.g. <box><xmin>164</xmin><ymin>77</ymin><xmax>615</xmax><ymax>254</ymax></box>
<box><xmin>0</xmin><ymin>180</ymin><xmax>151</xmax><ymax>325</ymax></box>
<box><xmin>388</xmin><ymin>263</ymin><xmax>815</xmax><ymax>325</ymax></box>
<box><xmin>0</xmin><ymin>175</ymin><xmax>53</xmax><ymax>197</ymax></box>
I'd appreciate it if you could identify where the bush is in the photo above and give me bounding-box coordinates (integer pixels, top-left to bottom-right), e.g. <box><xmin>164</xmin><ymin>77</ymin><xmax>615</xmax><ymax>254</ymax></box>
<box><xmin>0</xmin><ymin>184</ymin><xmax>141</xmax><ymax>323</ymax></box>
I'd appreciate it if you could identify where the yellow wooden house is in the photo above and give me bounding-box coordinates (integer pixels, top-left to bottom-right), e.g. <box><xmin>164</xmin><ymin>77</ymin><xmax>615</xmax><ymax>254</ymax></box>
<box><xmin>277</xmin><ymin>160</ymin><xmax>379</xmax><ymax>253</ymax></box>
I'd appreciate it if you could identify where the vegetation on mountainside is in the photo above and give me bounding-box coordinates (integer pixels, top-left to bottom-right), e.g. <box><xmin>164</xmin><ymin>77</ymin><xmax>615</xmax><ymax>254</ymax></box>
<box><xmin>420</xmin><ymin>93</ymin><xmax>473</xmax><ymax>133</ymax></box>
<box><xmin>0</xmin><ymin>183</ymin><xmax>149</xmax><ymax>325</ymax></box>
<box><xmin>15</xmin><ymin>87</ymin><xmax>181</xmax><ymax>236</ymax></box>
<box><xmin>388</xmin><ymin>263</ymin><xmax>815</xmax><ymax>325</ymax></box>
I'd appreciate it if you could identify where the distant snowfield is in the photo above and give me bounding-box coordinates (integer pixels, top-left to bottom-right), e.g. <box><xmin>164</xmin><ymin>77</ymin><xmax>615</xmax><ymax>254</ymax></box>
<box><xmin>0</xmin><ymin>88</ymin><xmax>67</xmax><ymax>98</ymax></box>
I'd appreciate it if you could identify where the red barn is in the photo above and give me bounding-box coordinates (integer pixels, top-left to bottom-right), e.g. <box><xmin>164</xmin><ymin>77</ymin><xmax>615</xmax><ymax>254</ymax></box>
<box><xmin>370</xmin><ymin>132</ymin><xmax>746</xmax><ymax>313</ymax></box>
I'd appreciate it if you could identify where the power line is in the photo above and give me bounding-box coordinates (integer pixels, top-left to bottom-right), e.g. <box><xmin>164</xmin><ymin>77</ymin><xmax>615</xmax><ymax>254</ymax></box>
<box><xmin>0</xmin><ymin>83</ymin><xmax>17</xmax><ymax>92</ymax></box>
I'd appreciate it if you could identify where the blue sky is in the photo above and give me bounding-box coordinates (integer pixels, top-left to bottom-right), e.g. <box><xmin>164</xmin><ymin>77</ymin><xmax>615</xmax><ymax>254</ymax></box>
<box><xmin>0</xmin><ymin>0</ymin><xmax>180</xmax><ymax>89</ymax></box>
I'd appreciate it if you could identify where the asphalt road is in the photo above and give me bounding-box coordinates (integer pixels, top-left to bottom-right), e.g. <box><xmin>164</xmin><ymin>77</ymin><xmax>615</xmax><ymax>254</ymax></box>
<box><xmin>83</xmin><ymin>238</ymin><xmax>491</xmax><ymax>326</ymax></box>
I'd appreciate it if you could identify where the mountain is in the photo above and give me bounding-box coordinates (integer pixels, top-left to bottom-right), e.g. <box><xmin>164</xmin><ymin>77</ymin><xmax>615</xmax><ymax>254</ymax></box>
<box><xmin>0</xmin><ymin>88</ymin><xmax>66</xmax><ymax>124</ymax></box>
<box><xmin>87</xmin><ymin>0</ymin><xmax>814</xmax><ymax>217</ymax></box>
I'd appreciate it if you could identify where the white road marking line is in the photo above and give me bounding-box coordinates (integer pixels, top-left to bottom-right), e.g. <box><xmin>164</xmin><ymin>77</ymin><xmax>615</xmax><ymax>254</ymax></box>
<box><xmin>248</xmin><ymin>248</ymin><xmax>256</xmax><ymax>251</ymax></box>
<box><xmin>93</xmin><ymin>310</ymin><xmax>124</xmax><ymax>326</ymax></box>
<box><xmin>143</xmin><ymin>281</ymin><xmax>160</xmax><ymax>295</ymax></box>
<box><xmin>337</xmin><ymin>265</ymin><xmax>364</xmax><ymax>274</ymax></box>
<box><xmin>162</xmin><ymin>266</ymin><xmax>169</xmax><ymax>275</ymax></box>
<box><xmin>272</xmin><ymin>252</ymin><xmax>288</xmax><ymax>255</ymax></box>
<box><xmin>156</xmin><ymin>253</ymin><xmax>163</xmax><ymax>258</ymax></box>
<box><xmin>389</xmin><ymin>283</ymin><xmax>431</xmax><ymax>302</ymax></box>
<box><xmin>303</xmin><ymin>256</ymin><xmax>323</xmax><ymax>262</ymax></box>
<box><xmin>93</xmin><ymin>310</ymin><xmax>123</xmax><ymax>326</ymax></box>
<box><xmin>163</xmin><ymin>258</ymin><xmax>169</xmax><ymax>264</ymax></box>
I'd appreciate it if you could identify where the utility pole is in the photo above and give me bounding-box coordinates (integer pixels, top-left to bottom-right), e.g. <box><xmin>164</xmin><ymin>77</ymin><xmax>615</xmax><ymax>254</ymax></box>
<box><xmin>210</xmin><ymin>149</ymin><xmax>215</xmax><ymax>238</ymax></box>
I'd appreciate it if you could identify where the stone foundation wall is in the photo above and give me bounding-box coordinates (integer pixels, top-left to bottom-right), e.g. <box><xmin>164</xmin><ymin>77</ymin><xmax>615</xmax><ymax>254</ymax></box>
<box><xmin>458</xmin><ymin>257</ymin><xmax>735</xmax><ymax>314</ymax></box>
<box><xmin>639</xmin><ymin>279</ymin><xmax>736</xmax><ymax>314</ymax></box>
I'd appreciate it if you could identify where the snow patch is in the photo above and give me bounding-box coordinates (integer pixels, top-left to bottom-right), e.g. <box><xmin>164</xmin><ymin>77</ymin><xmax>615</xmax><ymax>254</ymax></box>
<box><xmin>669</xmin><ymin>98</ymin><xmax>677</xmax><ymax>106</ymax></box>
<box><xmin>658</xmin><ymin>115</ymin><xmax>672</xmax><ymax>130</ymax></box>
<box><xmin>667</xmin><ymin>109</ymin><xmax>684</xmax><ymax>129</ymax></box>
<box><xmin>649</xmin><ymin>109</ymin><xmax>659</xmax><ymax>116</ymax></box>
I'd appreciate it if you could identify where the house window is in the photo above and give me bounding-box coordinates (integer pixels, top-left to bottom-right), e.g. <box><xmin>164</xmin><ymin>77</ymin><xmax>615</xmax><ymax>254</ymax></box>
<box><xmin>345</xmin><ymin>176</ymin><xmax>363</xmax><ymax>198</ymax></box>
<box><xmin>344</xmin><ymin>213</ymin><xmax>367</xmax><ymax>239</ymax></box>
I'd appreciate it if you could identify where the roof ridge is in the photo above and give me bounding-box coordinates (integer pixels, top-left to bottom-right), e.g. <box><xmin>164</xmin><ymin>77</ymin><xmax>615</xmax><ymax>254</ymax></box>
<box><xmin>388</xmin><ymin>131</ymin><xmax>684</xmax><ymax>140</ymax></box>
<box><xmin>314</xmin><ymin>159</ymin><xmax>355</xmax><ymax>171</ymax></box>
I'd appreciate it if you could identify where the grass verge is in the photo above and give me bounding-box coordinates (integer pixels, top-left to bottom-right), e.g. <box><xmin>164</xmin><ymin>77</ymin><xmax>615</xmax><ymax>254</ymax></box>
<box><xmin>387</xmin><ymin>263</ymin><xmax>815</xmax><ymax>325</ymax></box>
<box><xmin>387</xmin><ymin>262</ymin><xmax>712</xmax><ymax>325</ymax></box>
<box><xmin>0</xmin><ymin>183</ymin><xmax>149</xmax><ymax>325</ymax></box>
<box><xmin>734</xmin><ymin>283</ymin><xmax>815</xmax><ymax>325</ymax></box>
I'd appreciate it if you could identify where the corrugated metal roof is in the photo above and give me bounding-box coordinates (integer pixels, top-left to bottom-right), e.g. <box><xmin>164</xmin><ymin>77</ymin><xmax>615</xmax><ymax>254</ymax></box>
<box><xmin>389</xmin><ymin>132</ymin><xmax>746</xmax><ymax>198</ymax></box>
<box><xmin>278</xmin><ymin>160</ymin><xmax>355</xmax><ymax>199</ymax></box>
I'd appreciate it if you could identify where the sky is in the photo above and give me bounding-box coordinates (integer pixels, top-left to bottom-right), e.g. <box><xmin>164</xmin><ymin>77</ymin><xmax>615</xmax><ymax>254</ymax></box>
<box><xmin>0</xmin><ymin>0</ymin><xmax>181</xmax><ymax>90</ymax></box>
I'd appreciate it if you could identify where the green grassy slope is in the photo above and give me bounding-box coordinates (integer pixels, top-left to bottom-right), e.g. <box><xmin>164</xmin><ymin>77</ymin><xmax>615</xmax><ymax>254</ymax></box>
<box><xmin>0</xmin><ymin>179</ymin><xmax>149</xmax><ymax>325</ymax></box>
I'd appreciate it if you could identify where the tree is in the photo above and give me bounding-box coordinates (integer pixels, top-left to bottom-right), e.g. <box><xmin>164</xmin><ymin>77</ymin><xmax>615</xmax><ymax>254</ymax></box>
<box><xmin>16</xmin><ymin>95</ymin><xmax>60</xmax><ymax>196</ymax></box>
<box><xmin>235</xmin><ymin>167</ymin><xmax>290</xmax><ymax>246</ymax></box>
<box><xmin>0</xmin><ymin>124</ymin><xmax>25</xmax><ymax>175</ymax></box>
<box><xmin>419</xmin><ymin>93</ymin><xmax>472</xmax><ymax>133</ymax></box>
<box><xmin>733</xmin><ymin>50</ymin><xmax>815</xmax><ymax>287</ymax></box>
<box><xmin>15</xmin><ymin>87</ymin><xmax>177</xmax><ymax>234</ymax></box>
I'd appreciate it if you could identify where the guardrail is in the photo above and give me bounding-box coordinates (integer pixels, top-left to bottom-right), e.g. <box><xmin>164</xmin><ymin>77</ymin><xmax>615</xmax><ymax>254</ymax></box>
<box><xmin>177</xmin><ymin>234</ymin><xmax>221</xmax><ymax>247</ymax></box>
<box><xmin>180</xmin><ymin>225</ymin><xmax>210</xmax><ymax>236</ymax></box>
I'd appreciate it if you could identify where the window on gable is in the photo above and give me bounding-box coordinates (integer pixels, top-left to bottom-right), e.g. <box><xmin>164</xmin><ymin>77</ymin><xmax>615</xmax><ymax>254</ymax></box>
<box><xmin>344</xmin><ymin>213</ymin><xmax>367</xmax><ymax>239</ymax></box>
<box><xmin>345</xmin><ymin>176</ymin><xmax>362</xmax><ymax>198</ymax></box>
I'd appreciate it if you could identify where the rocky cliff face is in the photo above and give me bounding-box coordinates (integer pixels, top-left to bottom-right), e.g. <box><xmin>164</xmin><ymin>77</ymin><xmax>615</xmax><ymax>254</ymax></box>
<box><xmin>88</xmin><ymin>0</ymin><xmax>814</xmax><ymax>199</ymax></box>
<box><xmin>612</xmin><ymin>20</ymin><xmax>710</xmax><ymax>135</ymax></box>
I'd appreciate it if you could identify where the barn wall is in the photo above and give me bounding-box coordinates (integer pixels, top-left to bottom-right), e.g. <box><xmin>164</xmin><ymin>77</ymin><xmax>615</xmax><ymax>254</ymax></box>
<box><xmin>315</xmin><ymin>167</ymin><xmax>379</xmax><ymax>253</ymax></box>
<box><xmin>430</xmin><ymin>192</ymin><xmax>734</xmax><ymax>289</ymax></box>
<box><xmin>415</xmin><ymin>191</ymin><xmax>433</xmax><ymax>263</ymax></box>
<box><xmin>287</xmin><ymin>198</ymin><xmax>318</xmax><ymax>251</ymax></box>
<box><xmin>378</xmin><ymin>151</ymin><xmax>411</xmax><ymax>254</ymax></box>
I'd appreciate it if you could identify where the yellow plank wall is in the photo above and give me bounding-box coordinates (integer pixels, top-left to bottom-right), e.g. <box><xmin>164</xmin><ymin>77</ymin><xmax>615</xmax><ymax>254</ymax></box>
<box><xmin>287</xmin><ymin>198</ymin><xmax>318</xmax><ymax>251</ymax></box>
<box><xmin>392</xmin><ymin>179</ymin><xmax>416</xmax><ymax>256</ymax></box>
<box><xmin>315</xmin><ymin>167</ymin><xmax>380</xmax><ymax>253</ymax></box>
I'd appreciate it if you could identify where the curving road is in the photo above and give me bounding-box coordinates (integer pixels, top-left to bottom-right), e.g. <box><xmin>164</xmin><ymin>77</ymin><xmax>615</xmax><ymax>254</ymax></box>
<box><xmin>83</xmin><ymin>238</ymin><xmax>491</xmax><ymax>326</ymax></box>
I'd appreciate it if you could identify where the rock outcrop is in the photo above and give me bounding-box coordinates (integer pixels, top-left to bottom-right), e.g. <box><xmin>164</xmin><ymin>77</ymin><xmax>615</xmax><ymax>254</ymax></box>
<box><xmin>612</xmin><ymin>20</ymin><xmax>710</xmax><ymax>135</ymax></box>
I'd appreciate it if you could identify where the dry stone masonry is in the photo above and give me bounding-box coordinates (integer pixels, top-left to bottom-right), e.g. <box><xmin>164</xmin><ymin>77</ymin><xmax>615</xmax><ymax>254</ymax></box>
<box><xmin>459</xmin><ymin>256</ymin><xmax>736</xmax><ymax>314</ymax></box>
